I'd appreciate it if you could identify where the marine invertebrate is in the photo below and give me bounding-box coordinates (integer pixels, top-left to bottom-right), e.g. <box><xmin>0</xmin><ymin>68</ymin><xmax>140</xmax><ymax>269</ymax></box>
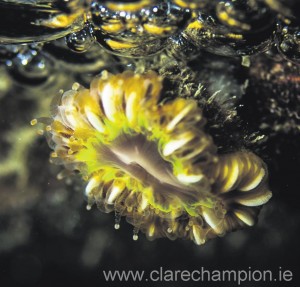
<box><xmin>34</xmin><ymin>71</ymin><xmax>272</xmax><ymax>245</ymax></box>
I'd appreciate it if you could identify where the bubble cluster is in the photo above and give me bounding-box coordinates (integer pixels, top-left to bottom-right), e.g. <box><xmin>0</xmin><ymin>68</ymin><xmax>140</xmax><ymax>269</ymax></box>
<box><xmin>276</xmin><ymin>21</ymin><xmax>300</xmax><ymax>64</ymax></box>
<box><xmin>0</xmin><ymin>0</ymin><xmax>299</xmax><ymax>62</ymax></box>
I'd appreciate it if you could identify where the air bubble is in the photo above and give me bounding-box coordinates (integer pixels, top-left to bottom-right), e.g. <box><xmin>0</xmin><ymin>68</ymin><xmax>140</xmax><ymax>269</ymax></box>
<box><xmin>6</xmin><ymin>60</ymin><xmax>12</xmax><ymax>67</ymax></box>
<box><xmin>66</xmin><ymin>25</ymin><xmax>95</xmax><ymax>53</ymax></box>
<box><xmin>276</xmin><ymin>22</ymin><xmax>300</xmax><ymax>64</ymax></box>
<box><xmin>8</xmin><ymin>45</ymin><xmax>53</xmax><ymax>85</ymax></box>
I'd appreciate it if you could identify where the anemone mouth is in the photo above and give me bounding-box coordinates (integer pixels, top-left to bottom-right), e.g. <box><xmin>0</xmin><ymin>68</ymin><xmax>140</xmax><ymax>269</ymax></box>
<box><xmin>102</xmin><ymin>133</ymin><xmax>192</xmax><ymax>190</ymax></box>
<box><xmin>38</xmin><ymin>70</ymin><xmax>272</xmax><ymax>245</ymax></box>
<box><xmin>89</xmin><ymin>132</ymin><xmax>212</xmax><ymax>210</ymax></box>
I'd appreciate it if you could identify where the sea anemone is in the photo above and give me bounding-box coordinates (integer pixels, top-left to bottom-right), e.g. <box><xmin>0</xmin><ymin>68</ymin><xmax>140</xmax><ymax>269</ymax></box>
<box><xmin>33</xmin><ymin>70</ymin><xmax>272</xmax><ymax>245</ymax></box>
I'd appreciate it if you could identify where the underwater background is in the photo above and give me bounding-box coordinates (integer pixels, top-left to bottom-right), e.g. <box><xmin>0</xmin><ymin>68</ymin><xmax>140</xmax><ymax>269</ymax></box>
<box><xmin>0</xmin><ymin>0</ymin><xmax>299</xmax><ymax>286</ymax></box>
